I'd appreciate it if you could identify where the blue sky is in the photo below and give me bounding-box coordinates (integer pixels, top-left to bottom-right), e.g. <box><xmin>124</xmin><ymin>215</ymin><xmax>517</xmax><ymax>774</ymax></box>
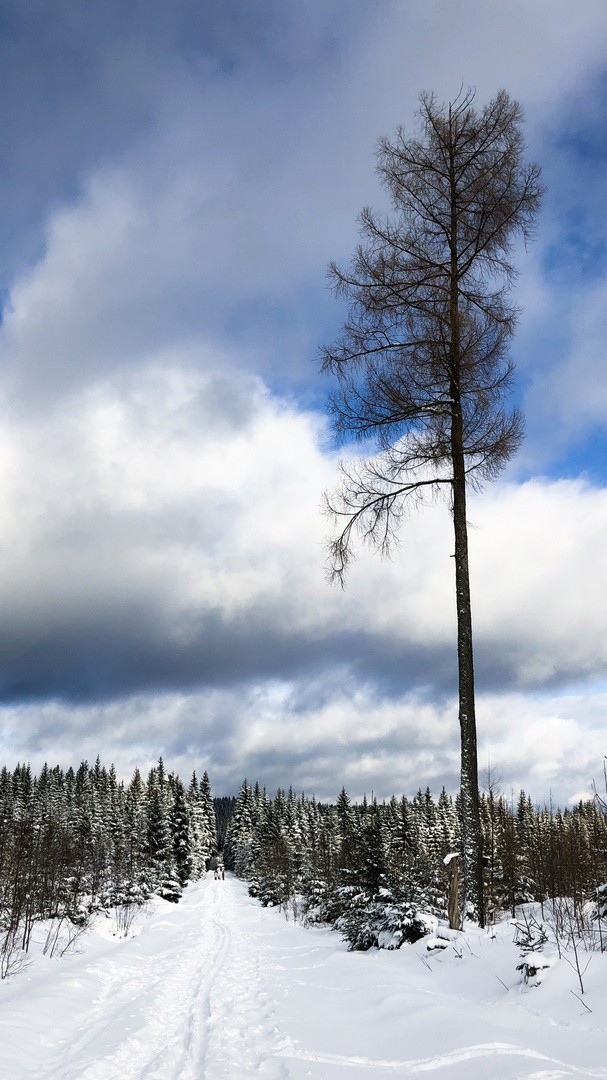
<box><xmin>1</xmin><ymin>0</ymin><xmax>607</xmax><ymax>803</ymax></box>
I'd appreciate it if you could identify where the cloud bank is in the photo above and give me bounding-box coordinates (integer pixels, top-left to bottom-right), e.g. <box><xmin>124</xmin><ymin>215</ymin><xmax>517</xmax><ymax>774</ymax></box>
<box><xmin>0</xmin><ymin>1</ymin><xmax>607</xmax><ymax>803</ymax></box>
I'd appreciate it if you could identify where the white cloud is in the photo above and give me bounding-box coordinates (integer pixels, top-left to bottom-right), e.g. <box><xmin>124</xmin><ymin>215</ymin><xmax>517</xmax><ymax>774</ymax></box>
<box><xmin>0</xmin><ymin>360</ymin><xmax>331</xmax><ymax>626</ymax></box>
<box><xmin>1</xmin><ymin>680</ymin><xmax>604</xmax><ymax>807</ymax></box>
<box><xmin>466</xmin><ymin>479</ymin><xmax>607</xmax><ymax>683</ymax></box>
<box><xmin>0</xmin><ymin>350</ymin><xmax>602</xmax><ymax>713</ymax></box>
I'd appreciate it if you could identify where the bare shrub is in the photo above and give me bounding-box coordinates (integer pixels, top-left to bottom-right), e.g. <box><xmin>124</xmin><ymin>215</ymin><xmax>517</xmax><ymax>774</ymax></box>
<box><xmin>43</xmin><ymin>912</ymin><xmax>90</xmax><ymax>958</ymax></box>
<box><xmin>0</xmin><ymin>925</ymin><xmax>32</xmax><ymax>980</ymax></box>
<box><xmin>543</xmin><ymin>898</ymin><xmax>594</xmax><ymax>994</ymax></box>
<box><xmin>112</xmin><ymin>903</ymin><xmax>144</xmax><ymax>939</ymax></box>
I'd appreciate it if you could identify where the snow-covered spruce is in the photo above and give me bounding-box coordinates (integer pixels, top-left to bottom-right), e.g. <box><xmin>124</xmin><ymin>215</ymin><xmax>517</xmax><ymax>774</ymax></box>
<box><xmin>225</xmin><ymin>780</ymin><xmax>607</xmax><ymax>951</ymax></box>
<box><xmin>0</xmin><ymin>757</ymin><xmax>218</xmax><ymax>975</ymax></box>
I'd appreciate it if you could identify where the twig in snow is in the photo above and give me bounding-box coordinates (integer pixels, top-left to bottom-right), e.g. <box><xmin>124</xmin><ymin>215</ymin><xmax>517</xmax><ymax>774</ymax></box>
<box><xmin>496</xmin><ymin>975</ymin><xmax>510</xmax><ymax>992</ymax></box>
<box><xmin>569</xmin><ymin>989</ymin><xmax>592</xmax><ymax>1013</ymax></box>
<box><xmin>563</xmin><ymin>951</ymin><xmax>592</xmax><ymax>996</ymax></box>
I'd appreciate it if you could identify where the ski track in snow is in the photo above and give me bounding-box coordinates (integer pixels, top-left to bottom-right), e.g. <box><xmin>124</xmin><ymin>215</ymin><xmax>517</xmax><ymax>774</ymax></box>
<box><xmin>74</xmin><ymin>883</ymin><xmax>288</xmax><ymax>1080</ymax></box>
<box><xmin>2</xmin><ymin>875</ymin><xmax>607</xmax><ymax>1080</ymax></box>
<box><xmin>276</xmin><ymin>1043</ymin><xmax>607</xmax><ymax>1077</ymax></box>
<box><xmin>3</xmin><ymin>878</ymin><xmax>288</xmax><ymax>1080</ymax></box>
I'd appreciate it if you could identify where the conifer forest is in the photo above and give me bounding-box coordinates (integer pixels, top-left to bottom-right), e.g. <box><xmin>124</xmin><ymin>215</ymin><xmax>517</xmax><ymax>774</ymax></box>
<box><xmin>3</xmin><ymin>757</ymin><xmax>607</xmax><ymax>977</ymax></box>
<box><xmin>225</xmin><ymin>780</ymin><xmax>607</xmax><ymax>951</ymax></box>
<box><xmin>0</xmin><ymin>758</ymin><xmax>217</xmax><ymax>976</ymax></box>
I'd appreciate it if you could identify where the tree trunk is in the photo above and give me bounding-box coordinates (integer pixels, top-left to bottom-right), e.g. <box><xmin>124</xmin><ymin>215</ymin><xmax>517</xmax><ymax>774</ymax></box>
<box><xmin>451</xmin><ymin>443</ymin><xmax>484</xmax><ymax>926</ymax></box>
<box><xmin>448</xmin><ymin>112</ymin><xmax>484</xmax><ymax>927</ymax></box>
<box><xmin>447</xmin><ymin>854</ymin><xmax>462</xmax><ymax>931</ymax></box>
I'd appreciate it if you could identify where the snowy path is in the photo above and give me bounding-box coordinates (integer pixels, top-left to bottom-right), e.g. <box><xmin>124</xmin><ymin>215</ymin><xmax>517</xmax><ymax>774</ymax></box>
<box><xmin>1</xmin><ymin>876</ymin><xmax>288</xmax><ymax>1080</ymax></box>
<box><xmin>2</xmin><ymin>875</ymin><xmax>607</xmax><ymax>1079</ymax></box>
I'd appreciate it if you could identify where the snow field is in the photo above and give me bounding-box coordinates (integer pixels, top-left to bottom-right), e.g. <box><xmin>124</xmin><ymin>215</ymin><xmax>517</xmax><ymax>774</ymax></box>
<box><xmin>1</xmin><ymin>874</ymin><xmax>607</xmax><ymax>1079</ymax></box>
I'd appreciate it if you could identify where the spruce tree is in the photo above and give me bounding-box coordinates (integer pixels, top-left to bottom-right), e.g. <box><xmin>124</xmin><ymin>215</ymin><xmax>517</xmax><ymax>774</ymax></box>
<box><xmin>170</xmin><ymin>775</ymin><xmax>191</xmax><ymax>887</ymax></box>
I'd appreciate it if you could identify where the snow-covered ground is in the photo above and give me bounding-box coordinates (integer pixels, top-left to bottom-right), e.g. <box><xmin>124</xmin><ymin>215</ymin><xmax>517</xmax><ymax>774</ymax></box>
<box><xmin>2</xmin><ymin>874</ymin><xmax>607</xmax><ymax>1079</ymax></box>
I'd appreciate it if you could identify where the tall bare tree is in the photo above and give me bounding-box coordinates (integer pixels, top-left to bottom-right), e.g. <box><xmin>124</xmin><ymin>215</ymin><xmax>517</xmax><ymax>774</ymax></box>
<box><xmin>320</xmin><ymin>89</ymin><xmax>543</xmax><ymax>925</ymax></box>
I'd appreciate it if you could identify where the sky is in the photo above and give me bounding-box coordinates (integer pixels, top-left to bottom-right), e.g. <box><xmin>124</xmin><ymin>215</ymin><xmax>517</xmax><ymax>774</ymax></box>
<box><xmin>1</xmin><ymin>0</ymin><xmax>607</xmax><ymax>804</ymax></box>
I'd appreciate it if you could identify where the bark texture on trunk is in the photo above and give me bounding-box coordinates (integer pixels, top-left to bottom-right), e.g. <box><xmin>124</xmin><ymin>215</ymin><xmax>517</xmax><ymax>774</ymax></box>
<box><xmin>447</xmin><ymin>854</ymin><xmax>462</xmax><ymax>931</ymax></box>
<box><xmin>451</xmin><ymin>447</ymin><xmax>484</xmax><ymax>926</ymax></box>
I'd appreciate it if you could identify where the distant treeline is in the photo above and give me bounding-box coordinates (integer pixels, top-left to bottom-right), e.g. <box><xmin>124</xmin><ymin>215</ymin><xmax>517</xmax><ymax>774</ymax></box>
<box><xmin>0</xmin><ymin>757</ymin><xmax>218</xmax><ymax>973</ymax></box>
<box><xmin>224</xmin><ymin>781</ymin><xmax>607</xmax><ymax>950</ymax></box>
<box><xmin>215</xmin><ymin>795</ymin><xmax>236</xmax><ymax>852</ymax></box>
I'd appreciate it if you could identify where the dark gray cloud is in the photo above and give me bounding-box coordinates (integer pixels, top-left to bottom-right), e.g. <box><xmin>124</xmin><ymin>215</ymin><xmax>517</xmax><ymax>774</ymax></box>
<box><xmin>0</xmin><ymin>604</ymin><xmax>458</xmax><ymax>705</ymax></box>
